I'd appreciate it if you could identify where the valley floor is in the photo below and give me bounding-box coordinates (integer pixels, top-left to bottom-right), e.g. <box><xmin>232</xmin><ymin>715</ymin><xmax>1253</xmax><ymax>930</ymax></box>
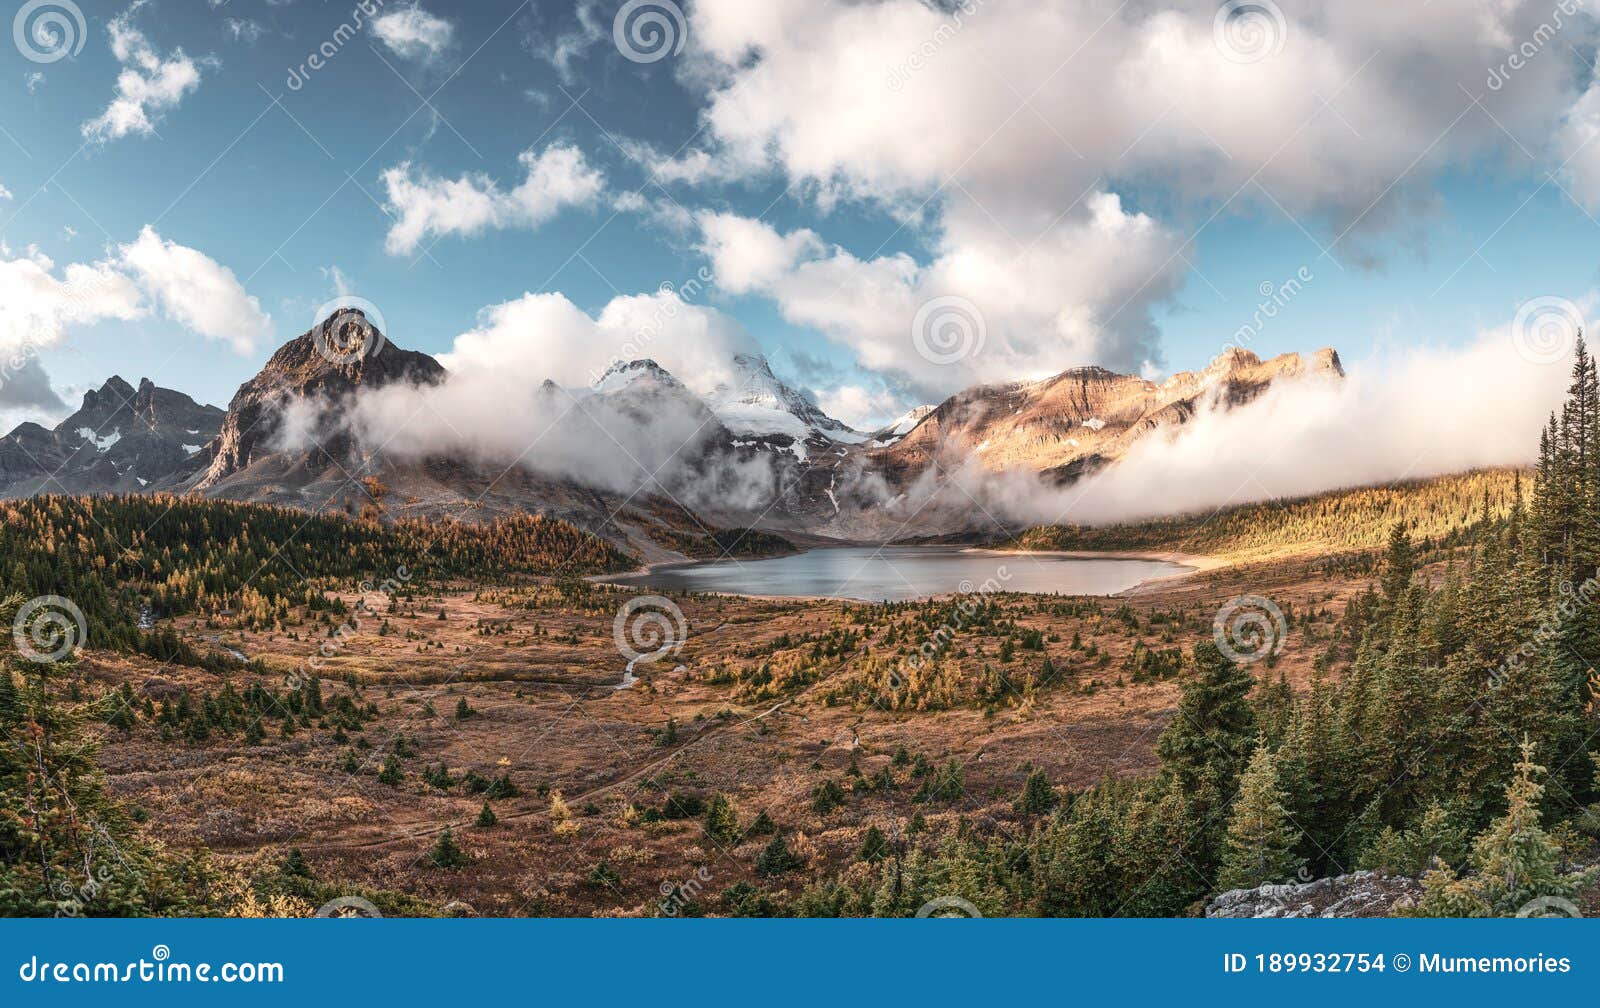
<box><xmin>80</xmin><ymin>551</ymin><xmax>1367</xmax><ymax>916</ymax></box>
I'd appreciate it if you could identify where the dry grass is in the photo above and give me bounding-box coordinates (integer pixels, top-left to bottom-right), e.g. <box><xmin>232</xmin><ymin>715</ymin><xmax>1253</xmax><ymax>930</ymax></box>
<box><xmin>82</xmin><ymin>554</ymin><xmax>1372</xmax><ymax>916</ymax></box>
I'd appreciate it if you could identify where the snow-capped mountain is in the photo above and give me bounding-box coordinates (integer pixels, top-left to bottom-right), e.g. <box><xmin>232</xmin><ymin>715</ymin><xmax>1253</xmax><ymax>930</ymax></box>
<box><xmin>705</xmin><ymin>354</ymin><xmax>865</xmax><ymax>445</ymax></box>
<box><xmin>0</xmin><ymin>307</ymin><xmax>1348</xmax><ymax>551</ymax></box>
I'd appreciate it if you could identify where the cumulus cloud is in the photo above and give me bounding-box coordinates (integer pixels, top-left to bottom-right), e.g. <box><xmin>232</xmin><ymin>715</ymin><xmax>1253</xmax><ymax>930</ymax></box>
<box><xmin>815</xmin><ymin>384</ymin><xmax>903</xmax><ymax>430</ymax></box>
<box><xmin>0</xmin><ymin>358</ymin><xmax>69</xmax><ymax>418</ymax></box>
<box><xmin>663</xmin><ymin>0</ymin><xmax>1600</xmax><ymax>390</ymax></box>
<box><xmin>698</xmin><ymin>197</ymin><xmax>1184</xmax><ymax>402</ymax></box>
<box><xmin>116</xmin><ymin>226</ymin><xmax>271</xmax><ymax>354</ymax></box>
<box><xmin>902</xmin><ymin>325</ymin><xmax>1577</xmax><ymax>530</ymax></box>
<box><xmin>380</xmin><ymin>145</ymin><xmax>604</xmax><ymax>254</ymax></box>
<box><xmin>351</xmin><ymin>289</ymin><xmax>779</xmax><ymax>509</ymax></box>
<box><xmin>82</xmin><ymin>3</ymin><xmax>206</xmax><ymax>142</ymax></box>
<box><xmin>687</xmin><ymin>0</ymin><xmax>1590</xmax><ymax>226</ymax></box>
<box><xmin>0</xmin><ymin>229</ymin><xmax>270</xmax><ymax>366</ymax></box>
<box><xmin>438</xmin><ymin>288</ymin><xmax>757</xmax><ymax>395</ymax></box>
<box><xmin>371</xmin><ymin>3</ymin><xmax>455</xmax><ymax>62</ymax></box>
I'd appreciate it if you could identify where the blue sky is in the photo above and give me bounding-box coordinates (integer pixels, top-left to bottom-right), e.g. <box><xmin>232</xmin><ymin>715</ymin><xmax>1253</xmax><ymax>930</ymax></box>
<box><xmin>4</xmin><ymin>0</ymin><xmax>1600</xmax><ymax>431</ymax></box>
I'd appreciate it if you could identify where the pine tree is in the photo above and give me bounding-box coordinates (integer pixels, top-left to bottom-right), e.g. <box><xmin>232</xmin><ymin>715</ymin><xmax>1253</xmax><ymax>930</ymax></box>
<box><xmin>1014</xmin><ymin>769</ymin><xmax>1059</xmax><ymax>815</ymax></box>
<box><xmin>702</xmin><ymin>794</ymin><xmax>740</xmax><ymax>846</ymax></box>
<box><xmin>377</xmin><ymin>753</ymin><xmax>403</xmax><ymax>786</ymax></box>
<box><xmin>857</xmin><ymin>825</ymin><xmax>891</xmax><ymax>863</ymax></box>
<box><xmin>282</xmin><ymin>847</ymin><xmax>311</xmax><ymax>878</ymax></box>
<box><xmin>1406</xmin><ymin>738</ymin><xmax>1596</xmax><ymax>916</ymax></box>
<box><xmin>428</xmin><ymin>828</ymin><xmax>467</xmax><ymax>869</ymax></box>
<box><xmin>1155</xmin><ymin>642</ymin><xmax>1257</xmax><ymax>873</ymax></box>
<box><xmin>756</xmin><ymin>834</ymin><xmax>800</xmax><ymax>876</ymax></box>
<box><xmin>475</xmin><ymin>802</ymin><xmax>497</xmax><ymax>828</ymax></box>
<box><xmin>1217</xmin><ymin>745</ymin><xmax>1305</xmax><ymax>891</ymax></box>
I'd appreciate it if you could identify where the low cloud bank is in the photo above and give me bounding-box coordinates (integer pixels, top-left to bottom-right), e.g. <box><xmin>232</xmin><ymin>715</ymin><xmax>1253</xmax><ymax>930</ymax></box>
<box><xmin>960</xmin><ymin>329</ymin><xmax>1573</xmax><ymax>528</ymax></box>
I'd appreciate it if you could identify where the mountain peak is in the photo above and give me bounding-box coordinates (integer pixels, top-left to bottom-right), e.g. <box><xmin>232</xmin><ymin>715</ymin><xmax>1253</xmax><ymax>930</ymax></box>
<box><xmin>707</xmin><ymin>353</ymin><xmax>859</xmax><ymax>441</ymax></box>
<box><xmin>593</xmin><ymin>358</ymin><xmax>683</xmax><ymax>394</ymax></box>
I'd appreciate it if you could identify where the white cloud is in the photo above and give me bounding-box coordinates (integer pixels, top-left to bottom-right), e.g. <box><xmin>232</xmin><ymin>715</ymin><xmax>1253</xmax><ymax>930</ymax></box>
<box><xmin>116</xmin><ymin>227</ymin><xmax>271</xmax><ymax>354</ymax></box>
<box><xmin>351</xmin><ymin>289</ymin><xmax>779</xmax><ymax>507</ymax></box>
<box><xmin>82</xmin><ymin>4</ymin><xmax>206</xmax><ymax>143</ymax></box>
<box><xmin>371</xmin><ymin>3</ymin><xmax>455</xmax><ymax>62</ymax></box>
<box><xmin>0</xmin><ymin>229</ymin><xmax>270</xmax><ymax>363</ymax></box>
<box><xmin>698</xmin><ymin>195</ymin><xmax>1184</xmax><ymax>401</ymax></box>
<box><xmin>815</xmin><ymin>384</ymin><xmax>902</xmax><ymax>430</ymax></box>
<box><xmin>0</xmin><ymin>183</ymin><xmax>11</xmax><ymax>201</ymax></box>
<box><xmin>439</xmin><ymin>289</ymin><xmax>757</xmax><ymax>396</ymax></box>
<box><xmin>24</xmin><ymin>72</ymin><xmax>43</xmax><ymax>94</ymax></box>
<box><xmin>380</xmin><ymin>145</ymin><xmax>605</xmax><ymax>254</ymax></box>
<box><xmin>687</xmin><ymin>0</ymin><xmax>1590</xmax><ymax>226</ymax></box>
<box><xmin>1561</xmin><ymin>71</ymin><xmax>1600</xmax><ymax>208</ymax></box>
<box><xmin>224</xmin><ymin>18</ymin><xmax>266</xmax><ymax>44</ymax></box>
<box><xmin>671</xmin><ymin>0</ymin><xmax>1600</xmax><ymax>385</ymax></box>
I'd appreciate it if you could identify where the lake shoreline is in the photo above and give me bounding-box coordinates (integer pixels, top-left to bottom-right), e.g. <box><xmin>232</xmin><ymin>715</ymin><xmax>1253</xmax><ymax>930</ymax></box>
<box><xmin>591</xmin><ymin>544</ymin><xmax>1213</xmax><ymax>602</ymax></box>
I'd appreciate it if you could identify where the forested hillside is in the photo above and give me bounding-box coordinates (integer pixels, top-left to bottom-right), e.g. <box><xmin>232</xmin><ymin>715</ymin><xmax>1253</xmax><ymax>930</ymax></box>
<box><xmin>1010</xmin><ymin>469</ymin><xmax>1519</xmax><ymax>562</ymax></box>
<box><xmin>0</xmin><ymin>494</ymin><xmax>632</xmax><ymax>663</ymax></box>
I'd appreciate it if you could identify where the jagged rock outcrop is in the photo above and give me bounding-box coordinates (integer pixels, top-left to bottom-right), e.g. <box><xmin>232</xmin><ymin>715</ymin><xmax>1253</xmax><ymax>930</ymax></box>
<box><xmin>1205</xmin><ymin>871</ymin><xmax>1420</xmax><ymax>918</ymax></box>
<box><xmin>872</xmin><ymin>347</ymin><xmax>1344</xmax><ymax>486</ymax></box>
<box><xmin>195</xmin><ymin>307</ymin><xmax>444</xmax><ymax>493</ymax></box>
<box><xmin>0</xmin><ymin>375</ymin><xmax>223</xmax><ymax>496</ymax></box>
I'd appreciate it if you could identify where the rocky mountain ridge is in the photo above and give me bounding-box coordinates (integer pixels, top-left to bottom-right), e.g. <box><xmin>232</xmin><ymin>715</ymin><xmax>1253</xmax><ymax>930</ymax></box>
<box><xmin>0</xmin><ymin>313</ymin><xmax>1344</xmax><ymax>558</ymax></box>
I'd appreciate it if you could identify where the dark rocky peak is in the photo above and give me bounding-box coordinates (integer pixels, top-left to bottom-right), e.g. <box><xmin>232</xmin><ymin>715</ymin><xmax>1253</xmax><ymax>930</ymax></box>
<box><xmin>197</xmin><ymin>311</ymin><xmax>446</xmax><ymax>491</ymax></box>
<box><xmin>244</xmin><ymin>308</ymin><xmax>444</xmax><ymax>403</ymax></box>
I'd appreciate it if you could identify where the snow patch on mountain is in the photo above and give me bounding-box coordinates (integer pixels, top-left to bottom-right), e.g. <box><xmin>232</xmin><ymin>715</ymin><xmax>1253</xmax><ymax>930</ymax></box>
<box><xmin>705</xmin><ymin>354</ymin><xmax>863</xmax><ymax>444</ymax></box>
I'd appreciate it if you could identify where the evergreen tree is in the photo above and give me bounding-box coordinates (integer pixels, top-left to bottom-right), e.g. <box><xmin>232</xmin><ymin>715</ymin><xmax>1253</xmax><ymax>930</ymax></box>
<box><xmin>1406</xmin><ymin>738</ymin><xmax>1596</xmax><ymax>917</ymax></box>
<box><xmin>756</xmin><ymin>834</ymin><xmax>800</xmax><ymax>876</ymax></box>
<box><xmin>858</xmin><ymin>825</ymin><xmax>891</xmax><ymax>863</ymax></box>
<box><xmin>429</xmin><ymin>828</ymin><xmax>467</xmax><ymax>869</ymax></box>
<box><xmin>1217</xmin><ymin>745</ymin><xmax>1305</xmax><ymax>891</ymax></box>
<box><xmin>1014</xmin><ymin>769</ymin><xmax>1059</xmax><ymax>815</ymax></box>
<box><xmin>702</xmin><ymin>794</ymin><xmax>740</xmax><ymax>846</ymax></box>
<box><xmin>475</xmin><ymin>802</ymin><xmax>497</xmax><ymax>828</ymax></box>
<box><xmin>377</xmin><ymin>753</ymin><xmax>403</xmax><ymax>786</ymax></box>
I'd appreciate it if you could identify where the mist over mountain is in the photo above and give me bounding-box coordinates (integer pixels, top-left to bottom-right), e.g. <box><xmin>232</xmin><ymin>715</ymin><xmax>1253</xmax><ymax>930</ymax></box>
<box><xmin>0</xmin><ymin>306</ymin><xmax>1567</xmax><ymax>557</ymax></box>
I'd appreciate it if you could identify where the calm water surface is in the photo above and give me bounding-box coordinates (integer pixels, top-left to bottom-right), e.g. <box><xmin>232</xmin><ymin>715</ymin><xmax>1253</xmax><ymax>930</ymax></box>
<box><xmin>607</xmin><ymin>546</ymin><xmax>1190</xmax><ymax>602</ymax></box>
